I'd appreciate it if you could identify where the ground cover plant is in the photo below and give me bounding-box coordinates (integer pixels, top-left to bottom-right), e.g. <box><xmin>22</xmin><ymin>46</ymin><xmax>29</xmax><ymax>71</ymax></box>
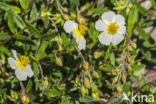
<box><xmin>0</xmin><ymin>0</ymin><xmax>156</xmax><ymax>104</ymax></box>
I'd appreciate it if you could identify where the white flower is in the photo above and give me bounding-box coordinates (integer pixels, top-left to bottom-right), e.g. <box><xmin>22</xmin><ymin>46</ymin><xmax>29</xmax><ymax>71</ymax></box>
<box><xmin>8</xmin><ymin>50</ymin><xmax>33</xmax><ymax>81</ymax></box>
<box><xmin>95</xmin><ymin>11</ymin><xmax>126</xmax><ymax>45</ymax></box>
<box><xmin>63</xmin><ymin>20</ymin><xmax>87</xmax><ymax>50</ymax></box>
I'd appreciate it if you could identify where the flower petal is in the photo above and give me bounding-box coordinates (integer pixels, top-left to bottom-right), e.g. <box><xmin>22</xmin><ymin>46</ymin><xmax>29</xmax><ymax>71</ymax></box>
<box><xmin>11</xmin><ymin>49</ymin><xmax>18</xmax><ymax>60</ymax></box>
<box><xmin>98</xmin><ymin>32</ymin><xmax>112</xmax><ymax>45</ymax></box>
<box><xmin>115</xmin><ymin>15</ymin><xmax>125</xmax><ymax>26</ymax></box>
<box><xmin>118</xmin><ymin>25</ymin><xmax>126</xmax><ymax>35</ymax></box>
<box><xmin>76</xmin><ymin>37</ymin><xmax>86</xmax><ymax>50</ymax></box>
<box><xmin>8</xmin><ymin>57</ymin><xmax>17</xmax><ymax>70</ymax></box>
<box><xmin>63</xmin><ymin>20</ymin><xmax>78</xmax><ymax>33</ymax></box>
<box><xmin>15</xmin><ymin>69</ymin><xmax>27</xmax><ymax>81</ymax></box>
<box><xmin>95</xmin><ymin>20</ymin><xmax>107</xmax><ymax>31</ymax></box>
<box><xmin>24</xmin><ymin>64</ymin><xmax>34</xmax><ymax>78</ymax></box>
<box><xmin>102</xmin><ymin>11</ymin><xmax>115</xmax><ymax>24</ymax></box>
<box><xmin>111</xmin><ymin>34</ymin><xmax>124</xmax><ymax>45</ymax></box>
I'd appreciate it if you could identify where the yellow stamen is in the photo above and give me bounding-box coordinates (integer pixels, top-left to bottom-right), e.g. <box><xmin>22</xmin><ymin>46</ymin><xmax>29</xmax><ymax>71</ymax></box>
<box><xmin>107</xmin><ymin>22</ymin><xmax>119</xmax><ymax>35</ymax></box>
<box><xmin>20</xmin><ymin>56</ymin><xmax>30</xmax><ymax>65</ymax></box>
<box><xmin>16</xmin><ymin>60</ymin><xmax>24</xmax><ymax>70</ymax></box>
<box><xmin>73</xmin><ymin>28</ymin><xmax>82</xmax><ymax>39</ymax></box>
<box><xmin>79</xmin><ymin>25</ymin><xmax>88</xmax><ymax>34</ymax></box>
<box><xmin>16</xmin><ymin>56</ymin><xmax>30</xmax><ymax>71</ymax></box>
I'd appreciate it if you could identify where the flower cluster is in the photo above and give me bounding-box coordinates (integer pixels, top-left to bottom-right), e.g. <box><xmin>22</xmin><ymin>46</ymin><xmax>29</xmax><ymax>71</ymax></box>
<box><xmin>64</xmin><ymin>11</ymin><xmax>126</xmax><ymax>49</ymax></box>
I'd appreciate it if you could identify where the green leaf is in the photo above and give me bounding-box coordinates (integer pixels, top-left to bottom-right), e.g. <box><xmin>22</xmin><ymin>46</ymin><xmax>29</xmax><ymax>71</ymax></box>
<box><xmin>127</xmin><ymin>5</ymin><xmax>138</xmax><ymax>35</ymax></box>
<box><xmin>29</xmin><ymin>4</ymin><xmax>37</xmax><ymax>22</ymax></box>
<box><xmin>42</xmin><ymin>29</ymin><xmax>57</xmax><ymax>40</ymax></box>
<box><xmin>108</xmin><ymin>96</ymin><xmax>122</xmax><ymax>104</ymax></box>
<box><xmin>141</xmin><ymin>51</ymin><xmax>151</xmax><ymax>60</ymax></box>
<box><xmin>7</xmin><ymin>9</ymin><xmax>16</xmax><ymax>33</ymax></box>
<box><xmin>132</xmin><ymin>64</ymin><xmax>145</xmax><ymax>73</ymax></box>
<box><xmin>92</xmin><ymin>7</ymin><xmax>109</xmax><ymax>15</ymax></box>
<box><xmin>8</xmin><ymin>9</ymin><xmax>25</xmax><ymax>29</ymax></box>
<box><xmin>43</xmin><ymin>15</ymin><xmax>49</xmax><ymax>29</ymax></box>
<box><xmin>43</xmin><ymin>89</ymin><xmax>61</xmax><ymax>98</ymax></box>
<box><xmin>122</xmin><ymin>82</ymin><xmax>131</xmax><ymax>93</ymax></box>
<box><xmin>137</xmin><ymin>27</ymin><xmax>150</xmax><ymax>41</ymax></box>
<box><xmin>134</xmin><ymin>1</ymin><xmax>146</xmax><ymax>13</ymax></box>
<box><xmin>140</xmin><ymin>74</ymin><xmax>149</xmax><ymax>91</ymax></box>
<box><xmin>99</xmin><ymin>64</ymin><xmax>112</xmax><ymax>72</ymax></box>
<box><xmin>142</xmin><ymin>21</ymin><xmax>153</xmax><ymax>27</ymax></box>
<box><xmin>26</xmin><ymin>21</ymin><xmax>40</xmax><ymax>36</ymax></box>
<box><xmin>0</xmin><ymin>2</ymin><xmax>21</xmax><ymax>13</ymax></box>
<box><xmin>33</xmin><ymin>62</ymin><xmax>39</xmax><ymax>77</ymax></box>
<box><xmin>36</xmin><ymin>41</ymin><xmax>48</xmax><ymax>60</ymax></box>
<box><xmin>79</xmin><ymin>96</ymin><xmax>94</xmax><ymax>102</ymax></box>
<box><xmin>61</xmin><ymin>32</ymin><xmax>69</xmax><ymax>47</ymax></box>
<box><xmin>0</xmin><ymin>32</ymin><xmax>11</xmax><ymax>41</ymax></box>
<box><xmin>19</xmin><ymin>0</ymin><xmax>30</xmax><ymax>9</ymax></box>
<box><xmin>110</xmin><ymin>53</ymin><xmax>115</xmax><ymax>66</ymax></box>
<box><xmin>25</xmin><ymin>80</ymin><xmax>33</xmax><ymax>92</ymax></box>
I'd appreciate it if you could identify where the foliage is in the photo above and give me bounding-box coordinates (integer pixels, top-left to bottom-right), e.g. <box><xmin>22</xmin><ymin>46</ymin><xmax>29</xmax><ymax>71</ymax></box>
<box><xmin>0</xmin><ymin>0</ymin><xmax>156</xmax><ymax>104</ymax></box>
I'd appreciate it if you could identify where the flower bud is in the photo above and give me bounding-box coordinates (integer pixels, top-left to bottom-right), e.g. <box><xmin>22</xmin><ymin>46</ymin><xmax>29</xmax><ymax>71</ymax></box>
<box><xmin>126</xmin><ymin>8</ymin><xmax>130</xmax><ymax>15</ymax></box>
<box><xmin>71</xmin><ymin>13</ymin><xmax>76</xmax><ymax>19</ymax></box>
<box><xmin>83</xmin><ymin>61</ymin><xmax>89</xmax><ymax>70</ymax></box>
<box><xmin>92</xmin><ymin>83</ymin><xmax>97</xmax><ymax>92</ymax></box>
<box><xmin>127</xmin><ymin>65</ymin><xmax>132</xmax><ymax>72</ymax></box>
<box><xmin>112</xmin><ymin>68</ymin><xmax>120</xmax><ymax>76</ymax></box>
<box><xmin>63</xmin><ymin>14</ymin><xmax>70</xmax><ymax>20</ymax></box>
<box><xmin>43</xmin><ymin>77</ymin><xmax>49</xmax><ymax>87</ymax></box>
<box><xmin>1</xmin><ymin>58</ymin><xmax>6</xmax><ymax>65</ymax></box>
<box><xmin>130</xmin><ymin>42</ymin><xmax>137</xmax><ymax>49</ymax></box>
<box><xmin>92</xmin><ymin>92</ymin><xmax>99</xmax><ymax>99</ymax></box>
<box><xmin>93</xmin><ymin>71</ymin><xmax>99</xmax><ymax>78</ymax></box>
<box><xmin>80</xmin><ymin>87</ymin><xmax>88</xmax><ymax>96</ymax></box>
<box><xmin>128</xmin><ymin>3</ymin><xmax>133</xmax><ymax>9</ymax></box>
<box><xmin>112</xmin><ymin>77</ymin><xmax>118</xmax><ymax>85</ymax></box>
<box><xmin>21</xmin><ymin>94</ymin><xmax>29</xmax><ymax>104</ymax></box>
<box><xmin>58</xmin><ymin>37</ymin><xmax>63</xmax><ymax>45</ymax></box>
<box><xmin>93</xmin><ymin>50</ymin><xmax>102</xmax><ymax>59</ymax></box>
<box><xmin>117</xmin><ymin>85</ymin><xmax>122</xmax><ymax>93</ymax></box>
<box><xmin>58</xmin><ymin>45</ymin><xmax>63</xmax><ymax>51</ymax></box>
<box><xmin>85</xmin><ymin>69</ymin><xmax>89</xmax><ymax>76</ymax></box>
<box><xmin>84</xmin><ymin>78</ymin><xmax>90</xmax><ymax>89</ymax></box>
<box><xmin>55</xmin><ymin>58</ymin><xmax>63</xmax><ymax>66</ymax></box>
<box><xmin>127</xmin><ymin>56</ymin><xmax>132</xmax><ymax>63</ymax></box>
<box><xmin>122</xmin><ymin>75</ymin><xmax>127</xmax><ymax>84</ymax></box>
<box><xmin>77</xmin><ymin>16</ymin><xmax>86</xmax><ymax>24</ymax></box>
<box><xmin>10</xmin><ymin>90</ymin><xmax>18</xmax><ymax>101</ymax></box>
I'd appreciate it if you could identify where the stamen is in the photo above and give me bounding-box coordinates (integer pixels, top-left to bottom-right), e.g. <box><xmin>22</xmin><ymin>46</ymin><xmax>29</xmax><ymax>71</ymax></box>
<box><xmin>107</xmin><ymin>22</ymin><xmax>119</xmax><ymax>35</ymax></box>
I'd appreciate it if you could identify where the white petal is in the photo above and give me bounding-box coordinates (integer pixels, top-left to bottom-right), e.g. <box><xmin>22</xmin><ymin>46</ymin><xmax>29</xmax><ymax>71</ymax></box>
<box><xmin>102</xmin><ymin>11</ymin><xmax>115</xmax><ymax>24</ymax></box>
<box><xmin>111</xmin><ymin>34</ymin><xmax>124</xmax><ymax>45</ymax></box>
<box><xmin>63</xmin><ymin>20</ymin><xmax>78</xmax><ymax>33</ymax></box>
<box><xmin>15</xmin><ymin>69</ymin><xmax>27</xmax><ymax>81</ymax></box>
<box><xmin>24</xmin><ymin>64</ymin><xmax>34</xmax><ymax>78</ymax></box>
<box><xmin>8</xmin><ymin>57</ymin><xmax>17</xmax><ymax>70</ymax></box>
<box><xmin>95</xmin><ymin>20</ymin><xmax>107</xmax><ymax>31</ymax></box>
<box><xmin>76</xmin><ymin>38</ymin><xmax>86</xmax><ymax>50</ymax></box>
<box><xmin>115</xmin><ymin>15</ymin><xmax>125</xmax><ymax>26</ymax></box>
<box><xmin>118</xmin><ymin>26</ymin><xmax>126</xmax><ymax>35</ymax></box>
<box><xmin>72</xmin><ymin>31</ymin><xmax>77</xmax><ymax>39</ymax></box>
<box><xmin>11</xmin><ymin>49</ymin><xmax>18</xmax><ymax>60</ymax></box>
<box><xmin>98</xmin><ymin>32</ymin><xmax>112</xmax><ymax>45</ymax></box>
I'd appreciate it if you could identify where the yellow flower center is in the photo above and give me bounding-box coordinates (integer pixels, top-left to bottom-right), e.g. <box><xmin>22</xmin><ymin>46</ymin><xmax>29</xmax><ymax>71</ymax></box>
<box><xmin>106</xmin><ymin>22</ymin><xmax>119</xmax><ymax>35</ymax></box>
<box><xmin>79</xmin><ymin>25</ymin><xmax>88</xmax><ymax>34</ymax></box>
<box><xmin>73</xmin><ymin>25</ymin><xmax>88</xmax><ymax>39</ymax></box>
<box><xmin>16</xmin><ymin>56</ymin><xmax>30</xmax><ymax>70</ymax></box>
<box><xmin>73</xmin><ymin>28</ymin><xmax>82</xmax><ymax>39</ymax></box>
